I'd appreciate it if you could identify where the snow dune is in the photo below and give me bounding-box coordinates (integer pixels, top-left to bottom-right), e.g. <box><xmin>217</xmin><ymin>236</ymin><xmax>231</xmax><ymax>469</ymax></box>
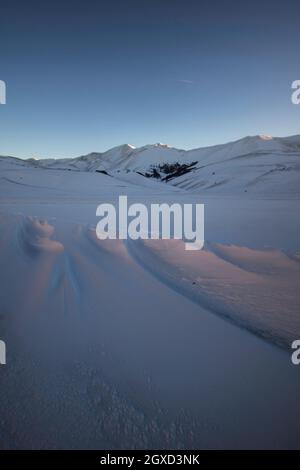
<box><xmin>18</xmin><ymin>217</ymin><xmax>64</xmax><ymax>254</ymax></box>
<box><xmin>0</xmin><ymin>211</ymin><xmax>300</xmax><ymax>449</ymax></box>
<box><xmin>127</xmin><ymin>239</ymin><xmax>300</xmax><ymax>349</ymax></box>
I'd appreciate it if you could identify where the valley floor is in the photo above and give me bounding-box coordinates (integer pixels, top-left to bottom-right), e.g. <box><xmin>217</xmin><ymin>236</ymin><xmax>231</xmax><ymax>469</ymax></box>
<box><xmin>0</xmin><ymin>165</ymin><xmax>300</xmax><ymax>448</ymax></box>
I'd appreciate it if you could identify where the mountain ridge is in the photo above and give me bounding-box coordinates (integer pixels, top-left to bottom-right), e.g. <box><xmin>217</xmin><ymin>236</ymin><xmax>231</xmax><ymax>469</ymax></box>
<box><xmin>1</xmin><ymin>134</ymin><xmax>300</xmax><ymax>195</ymax></box>
<box><xmin>2</xmin><ymin>133</ymin><xmax>300</xmax><ymax>165</ymax></box>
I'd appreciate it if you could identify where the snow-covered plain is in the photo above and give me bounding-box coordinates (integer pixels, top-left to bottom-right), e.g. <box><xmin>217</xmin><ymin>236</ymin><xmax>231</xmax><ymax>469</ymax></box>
<box><xmin>0</xmin><ymin>137</ymin><xmax>300</xmax><ymax>449</ymax></box>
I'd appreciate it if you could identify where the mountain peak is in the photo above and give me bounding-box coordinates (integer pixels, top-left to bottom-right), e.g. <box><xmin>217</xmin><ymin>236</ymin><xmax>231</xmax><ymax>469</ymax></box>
<box><xmin>154</xmin><ymin>142</ymin><xmax>171</xmax><ymax>148</ymax></box>
<box><xmin>258</xmin><ymin>134</ymin><xmax>273</xmax><ymax>141</ymax></box>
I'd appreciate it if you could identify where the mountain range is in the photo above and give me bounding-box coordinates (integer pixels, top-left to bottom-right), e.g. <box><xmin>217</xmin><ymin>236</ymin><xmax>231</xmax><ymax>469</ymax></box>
<box><xmin>1</xmin><ymin>134</ymin><xmax>300</xmax><ymax>195</ymax></box>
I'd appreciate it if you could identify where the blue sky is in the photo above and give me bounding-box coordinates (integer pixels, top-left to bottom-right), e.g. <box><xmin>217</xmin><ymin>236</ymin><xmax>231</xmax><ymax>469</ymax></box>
<box><xmin>0</xmin><ymin>0</ymin><xmax>300</xmax><ymax>158</ymax></box>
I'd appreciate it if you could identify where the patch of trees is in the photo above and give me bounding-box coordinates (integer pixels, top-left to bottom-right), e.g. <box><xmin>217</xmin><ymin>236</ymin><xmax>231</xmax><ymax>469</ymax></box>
<box><xmin>143</xmin><ymin>161</ymin><xmax>198</xmax><ymax>181</ymax></box>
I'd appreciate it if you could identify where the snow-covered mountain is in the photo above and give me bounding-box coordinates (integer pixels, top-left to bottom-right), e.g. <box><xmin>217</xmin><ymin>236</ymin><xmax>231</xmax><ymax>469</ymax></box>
<box><xmin>1</xmin><ymin>133</ymin><xmax>300</xmax><ymax>448</ymax></box>
<box><xmin>1</xmin><ymin>134</ymin><xmax>300</xmax><ymax>195</ymax></box>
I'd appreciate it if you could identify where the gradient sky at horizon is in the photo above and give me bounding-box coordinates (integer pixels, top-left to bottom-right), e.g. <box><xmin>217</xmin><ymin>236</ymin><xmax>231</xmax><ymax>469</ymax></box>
<box><xmin>0</xmin><ymin>0</ymin><xmax>300</xmax><ymax>158</ymax></box>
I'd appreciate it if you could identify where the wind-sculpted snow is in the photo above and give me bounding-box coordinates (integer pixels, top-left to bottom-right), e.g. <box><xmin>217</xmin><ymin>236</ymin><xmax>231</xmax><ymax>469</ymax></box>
<box><xmin>17</xmin><ymin>216</ymin><xmax>64</xmax><ymax>255</ymax></box>
<box><xmin>127</xmin><ymin>239</ymin><xmax>300</xmax><ymax>349</ymax></box>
